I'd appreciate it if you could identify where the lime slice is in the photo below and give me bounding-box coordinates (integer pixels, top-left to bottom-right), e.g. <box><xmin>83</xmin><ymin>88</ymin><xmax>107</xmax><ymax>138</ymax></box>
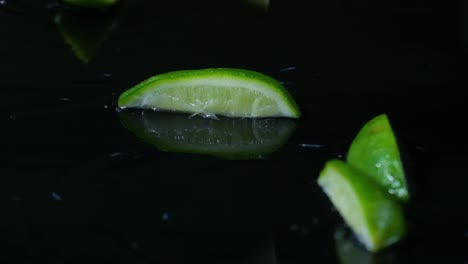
<box><xmin>317</xmin><ymin>159</ymin><xmax>406</xmax><ymax>253</ymax></box>
<box><xmin>346</xmin><ymin>114</ymin><xmax>408</xmax><ymax>201</ymax></box>
<box><xmin>117</xmin><ymin>68</ymin><xmax>301</xmax><ymax>119</ymax></box>
<box><xmin>119</xmin><ymin>110</ymin><xmax>297</xmax><ymax>159</ymax></box>
<box><xmin>63</xmin><ymin>0</ymin><xmax>119</xmax><ymax>8</ymax></box>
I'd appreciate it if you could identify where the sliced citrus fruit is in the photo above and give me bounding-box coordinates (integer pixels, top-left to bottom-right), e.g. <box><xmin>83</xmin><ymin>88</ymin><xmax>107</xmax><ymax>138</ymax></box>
<box><xmin>117</xmin><ymin>68</ymin><xmax>301</xmax><ymax>119</ymax></box>
<box><xmin>346</xmin><ymin>113</ymin><xmax>409</xmax><ymax>201</ymax></box>
<box><xmin>119</xmin><ymin>110</ymin><xmax>297</xmax><ymax>159</ymax></box>
<box><xmin>317</xmin><ymin>159</ymin><xmax>406</xmax><ymax>253</ymax></box>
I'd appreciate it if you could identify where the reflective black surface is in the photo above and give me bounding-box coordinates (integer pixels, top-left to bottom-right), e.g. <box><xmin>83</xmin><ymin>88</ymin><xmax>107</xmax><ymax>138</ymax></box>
<box><xmin>2</xmin><ymin>0</ymin><xmax>467</xmax><ymax>263</ymax></box>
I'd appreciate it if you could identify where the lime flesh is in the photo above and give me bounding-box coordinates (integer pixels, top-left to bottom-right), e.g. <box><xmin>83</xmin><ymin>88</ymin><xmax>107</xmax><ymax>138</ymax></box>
<box><xmin>347</xmin><ymin>114</ymin><xmax>409</xmax><ymax>201</ymax></box>
<box><xmin>117</xmin><ymin>68</ymin><xmax>301</xmax><ymax>119</ymax></box>
<box><xmin>317</xmin><ymin>159</ymin><xmax>406</xmax><ymax>253</ymax></box>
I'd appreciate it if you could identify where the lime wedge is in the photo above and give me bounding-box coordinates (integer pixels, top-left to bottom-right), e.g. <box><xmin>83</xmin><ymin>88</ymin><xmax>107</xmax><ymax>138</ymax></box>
<box><xmin>317</xmin><ymin>159</ymin><xmax>406</xmax><ymax>253</ymax></box>
<box><xmin>117</xmin><ymin>68</ymin><xmax>301</xmax><ymax>119</ymax></box>
<box><xmin>63</xmin><ymin>0</ymin><xmax>119</xmax><ymax>8</ymax></box>
<box><xmin>119</xmin><ymin>110</ymin><xmax>297</xmax><ymax>159</ymax></box>
<box><xmin>346</xmin><ymin>114</ymin><xmax>408</xmax><ymax>201</ymax></box>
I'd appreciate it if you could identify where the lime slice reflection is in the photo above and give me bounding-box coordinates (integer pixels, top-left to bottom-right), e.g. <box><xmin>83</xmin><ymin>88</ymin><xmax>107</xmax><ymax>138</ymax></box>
<box><xmin>119</xmin><ymin>110</ymin><xmax>297</xmax><ymax>159</ymax></box>
<box><xmin>335</xmin><ymin>226</ymin><xmax>399</xmax><ymax>264</ymax></box>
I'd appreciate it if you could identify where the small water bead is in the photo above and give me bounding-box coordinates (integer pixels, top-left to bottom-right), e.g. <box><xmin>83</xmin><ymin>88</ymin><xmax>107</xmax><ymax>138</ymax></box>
<box><xmin>51</xmin><ymin>192</ymin><xmax>62</xmax><ymax>201</ymax></box>
<box><xmin>109</xmin><ymin>152</ymin><xmax>121</xmax><ymax>158</ymax></box>
<box><xmin>299</xmin><ymin>143</ymin><xmax>327</xmax><ymax>148</ymax></box>
<box><xmin>162</xmin><ymin>212</ymin><xmax>170</xmax><ymax>221</ymax></box>
<box><xmin>280</xmin><ymin>66</ymin><xmax>296</xmax><ymax>72</ymax></box>
<box><xmin>129</xmin><ymin>241</ymin><xmax>139</xmax><ymax>250</ymax></box>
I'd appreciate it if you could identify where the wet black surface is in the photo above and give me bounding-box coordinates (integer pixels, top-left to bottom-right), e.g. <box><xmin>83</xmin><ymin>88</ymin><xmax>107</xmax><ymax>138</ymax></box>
<box><xmin>1</xmin><ymin>0</ymin><xmax>467</xmax><ymax>263</ymax></box>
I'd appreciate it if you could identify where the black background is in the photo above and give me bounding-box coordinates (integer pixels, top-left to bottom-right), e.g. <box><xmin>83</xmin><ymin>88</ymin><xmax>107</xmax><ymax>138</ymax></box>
<box><xmin>1</xmin><ymin>0</ymin><xmax>467</xmax><ymax>263</ymax></box>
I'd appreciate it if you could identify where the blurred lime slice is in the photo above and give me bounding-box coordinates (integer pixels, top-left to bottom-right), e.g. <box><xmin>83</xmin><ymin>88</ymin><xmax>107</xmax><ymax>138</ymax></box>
<box><xmin>55</xmin><ymin>6</ymin><xmax>120</xmax><ymax>63</ymax></box>
<box><xmin>63</xmin><ymin>0</ymin><xmax>119</xmax><ymax>8</ymax></box>
<box><xmin>347</xmin><ymin>114</ymin><xmax>408</xmax><ymax>201</ymax></box>
<box><xmin>117</xmin><ymin>68</ymin><xmax>301</xmax><ymax>119</ymax></box>
<box><xmin>317</xmin><ymin>159</ymin><xmax>406</xmax><ymax>253</ymax></box>
<box><xmin>119</xmin><ymin>110</ymin><xmax>297</xmax><ymax>159</ymax></box>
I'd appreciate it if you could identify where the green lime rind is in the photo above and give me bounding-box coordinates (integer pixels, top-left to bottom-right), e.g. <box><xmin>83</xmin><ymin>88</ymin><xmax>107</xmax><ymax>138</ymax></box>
<box><xmin>346</xmin><ymin>114</ymin><xmax>409</xmax><ymax>202</ymax></box>
<box><xmin>117</xmin><ymin>68</ymin><xmax>301</xmax><ymax>119</ymax></box>
<box><xmin>63</xmin><ymin>0</ymin><xmax>119</xmax><ymax>8</ymax></box>
<box><xmin>119</xmin><ymin>110</ymin><xmax>297</xmax><ymax>160</ymax></box>
<box><xmin>318</xmin><ymin>159</ymin><xmax>407</xmax><ymax>253</ymax></box>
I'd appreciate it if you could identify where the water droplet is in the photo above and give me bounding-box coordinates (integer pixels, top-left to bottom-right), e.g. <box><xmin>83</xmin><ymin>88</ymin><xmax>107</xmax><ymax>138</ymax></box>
<box><xmin>104</xmin><ymin>105</ymin><xmax>108</xmax><ymax>108</ymax></box>
<box><xmin>280</xmin><ymin>66</ymin><xmax>296</xmax><ymax>72</ymax></box>
<box><xmin>103</xmin><ymin>73</ymin><xmax>112</xmax><ymax>77</ymax></box>
<box><xmin>312</xmin><ymin>218</ymin><xmax>319</xmax><ymax>224</ymax></box>
<box><xmin>162</xmin><ymin>212</ymin><xmax>170</xmax><ymax>221</ymax></box>
<box><xmin>109</xmin><ymin>152</ymin><xmax>121</xmax><ymax>158</ymax></box>
<box><xmin>51</xmin><ymin>192</ymin><xmax>62</xmax><ymax>201</ymax></box>
<box><xmin>9</xmin><ymin>114</ymin><xmax>16</xmax><ymax>120</ymax></box>
<box><xmin>0</xmin><ymin>0</ymin><xmax>6</xmax><ymax>5</ymax></box>
<box><xmin>129</xmin><ymin>241</ymin><xmax>139</xmax><ymax>250</ymax></box>
<box><xmin>57</xmin><ymin>97</ymin><xmax>71</xmax><ymax>101</ymax></box>
<box><xmin>290</xmin><ymin>224</ymin><xmax>299</xmax><ymax>231</ymax></box>
<box><xmin>115</xmin><ymin>107</ymin><xmax>124</xmax><ymax>112</ymax></box>
<box><xmin>300</xmin><ymin>227</ymin><xmax>309</xmax><ymax>234</ymax></box>
<box><xmin>47</xmin><ymin>1</ymin><xmax>60</xmax><ymax>9</ymax></box>
<box><xmin>299</xmin><ymin>143</ymin><xmax>327</xmax><ymax>148</ymax></box>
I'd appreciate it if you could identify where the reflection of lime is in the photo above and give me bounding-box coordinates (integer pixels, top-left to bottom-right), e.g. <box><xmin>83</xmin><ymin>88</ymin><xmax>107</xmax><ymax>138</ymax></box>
<box><xmin>335</xmin><ymin>226</ymin><xmax>399</xmax><ymax>264</ymax></box>
<box><xmin>317</xmin><ymin>159</ymin><xmax>406</xmax><ymax>253</ymax></box>
<box><xmin>63</xmin><ymin>0</ymin><xmax>119</xmax><ymax>8</ymax></box>
<box><xmin>117</xmin><ymin>68</ymin><xmax>301</xmax><ymax>119</ymax></box>
<box><xmin>347</xmin><ymin>114</ymin><xmax>408</xmax><ymax>201</ymax></box>
<box><xmin>119</xmin><ymin>110</ymin><xmax>297</xmax><ymax>159</ymax></box>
